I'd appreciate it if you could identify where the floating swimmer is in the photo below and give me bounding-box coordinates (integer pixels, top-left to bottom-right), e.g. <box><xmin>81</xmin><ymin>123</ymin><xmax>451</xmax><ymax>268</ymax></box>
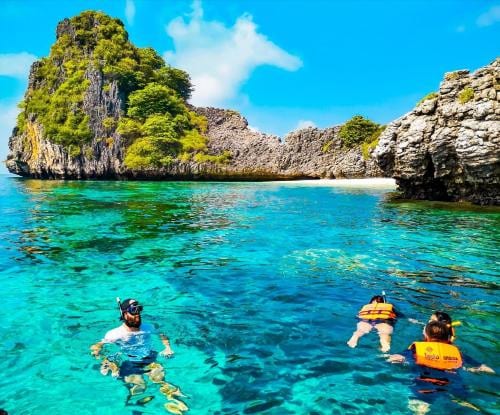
<box><xmin>90</xmin><ymin>298</ymin><xmax>181</xmax><ymax>408</ymax></box>
<box><xmin>388</xmin><ymin>320</ymin><xmax>495</xmax><ymax>413</ymax></box>
<box><xmin>347</xmin><ymin>292</ymin><xmax>404</xmax><ymax>352</ymax></box>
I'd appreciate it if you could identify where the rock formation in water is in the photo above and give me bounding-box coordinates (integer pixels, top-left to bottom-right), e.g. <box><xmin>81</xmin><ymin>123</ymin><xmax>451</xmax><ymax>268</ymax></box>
<box><xmin>375</xmin><ymin>59</ymin><xmax>500</xmax><ymax>205</ymax></box>
<box><xmin>6</xmin><ymin>11</ymin><xmax>381</xmax><ymax>181</ymax></box>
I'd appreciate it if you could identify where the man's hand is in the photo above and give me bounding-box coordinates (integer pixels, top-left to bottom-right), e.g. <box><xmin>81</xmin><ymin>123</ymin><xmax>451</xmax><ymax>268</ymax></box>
<box><xmin>387</xmin><ymin>354</ymin><xmax>406</xmax><ymax>364</ymax></box>
<box><xmin>159</xmin><ymin>346</ymin><xmax>174</xmax><ymax>358</ymax></box>
<box><xmin>466</xmin><ymin>364</ymin><xmax>495</xmax><ymax>374</ymax></box>
<box><xmin>90</xmin><ymin>342</ymin><xmax>103</xmax><ymax>359</ymax></box>
<box><xmin>159</xmin><ymin>334</ymin><xmax>174</xmax><ymax>358</ymax></box>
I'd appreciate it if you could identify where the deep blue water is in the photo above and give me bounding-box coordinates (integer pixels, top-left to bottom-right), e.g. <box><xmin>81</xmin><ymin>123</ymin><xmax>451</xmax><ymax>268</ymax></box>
<box><xmin>0</xmin><ymin>176</ymin><xmax>498</xmax><ymax>414</ymax></box>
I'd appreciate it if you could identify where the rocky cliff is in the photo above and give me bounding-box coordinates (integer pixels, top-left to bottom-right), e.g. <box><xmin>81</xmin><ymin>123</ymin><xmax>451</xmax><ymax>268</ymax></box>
<box><xmin>5</xmin><ymin>11</ymin><xmax>381</xmax><ymax>181</ymax></box>
<box><xmin>7</xmin><ymin>106</ymin><xmax>381</xmax><ymax>180</ymax></box>
<box><xmin>375</xmin><ymin>59</ymin><xmax>500</xmax><ymax>205</ymax></box>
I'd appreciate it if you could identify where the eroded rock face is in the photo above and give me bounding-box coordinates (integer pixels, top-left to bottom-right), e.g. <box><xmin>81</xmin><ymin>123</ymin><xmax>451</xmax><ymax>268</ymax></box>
<box><xmin>375</xmin><ymin>59</ymin><xmax>500</xmax><ymax>205</ymax></box>
<box><xmin>6</xmin><ymin>94</ymin><xmax>382</xmax><ymax>181</ymax></box>
<box><xmin>5</xmin><ymin>12</ymin><xmax>382</xmax><ymax>181</ymax></box>
<box><xmin>6</xmin><ymin>68</ymin><xmax>126</xmax><ymax>179</ymax></box>
<box><xmin>196</xmin><ymin>107</ymin><xmax>382</xmax><ymax>180</ymax></box>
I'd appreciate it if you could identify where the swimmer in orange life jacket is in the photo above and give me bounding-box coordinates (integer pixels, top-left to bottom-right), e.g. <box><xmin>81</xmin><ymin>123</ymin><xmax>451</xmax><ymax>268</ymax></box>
<box><xmin>347</xmin><ymin>294</ymin><xmax>402</xmax><ymax>352</ymax></box>
<box><xmin>388</xmin><ymin>321</ymin><xmax>494</xmax><ymax>414</ymax></box>
<box><xmin>388</xmin><ymin>320</ymin><xmax>495</xmax><ymax>374</ymax></box>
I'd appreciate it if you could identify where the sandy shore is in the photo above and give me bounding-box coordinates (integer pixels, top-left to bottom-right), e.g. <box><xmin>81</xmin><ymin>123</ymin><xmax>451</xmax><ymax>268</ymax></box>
<box><xmin>273</xmin><ymin>178</ymin><xmax>397</xmax><ymax>189</ymax></box>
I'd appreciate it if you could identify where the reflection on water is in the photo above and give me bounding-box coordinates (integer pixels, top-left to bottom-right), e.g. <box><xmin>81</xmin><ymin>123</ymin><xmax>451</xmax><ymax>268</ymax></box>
<box><xmin>0</xmin><ymin>176</ymin><xmax>498</xmax><ymax>414</ymax></box>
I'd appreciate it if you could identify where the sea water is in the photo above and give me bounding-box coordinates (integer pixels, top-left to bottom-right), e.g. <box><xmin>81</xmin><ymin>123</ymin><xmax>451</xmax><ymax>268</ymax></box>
<box><xmin>0</xmin><ymin>176</ymin><xmax>498</xmax><ymax>415</ymax></box>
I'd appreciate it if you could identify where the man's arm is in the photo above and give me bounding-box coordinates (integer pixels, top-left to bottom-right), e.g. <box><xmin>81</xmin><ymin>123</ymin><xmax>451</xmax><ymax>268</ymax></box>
<box><xmin>464</xmin><ymin>364</ymin><xmax>495</xmax><ymax>374</ymax></box>
<box><xmin>159</xmin><ymin>333</ymin><xmax>174</xmax><ymax>357</ymax></box>
<box><xmin>387</xmin><ymin>354</ymin><xmax>406</xmax><ymax>363</ymax></box>
<box><xmin>387</xmin><ymin>348</ymin><xmax>413</xmax><ymax>364</ymax></box>
<box><xmin>462</xmin><ymin>354</ymin><xmax>495</xmax><ymax>373</ymax></box>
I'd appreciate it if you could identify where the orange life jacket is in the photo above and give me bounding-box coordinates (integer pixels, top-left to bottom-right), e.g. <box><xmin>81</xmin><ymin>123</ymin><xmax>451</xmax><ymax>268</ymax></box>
<box><xmin>357</xmin><ymin>303</ymin><xmax>396</xmax><ymax>320</ymax></box>
<box><xmin>411</xmin><ymin>341</ymin><xmax>463</xmax><ymax>371</ymax></box>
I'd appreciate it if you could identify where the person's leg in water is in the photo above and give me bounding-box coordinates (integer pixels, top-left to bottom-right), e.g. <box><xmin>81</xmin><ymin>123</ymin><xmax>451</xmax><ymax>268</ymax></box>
<box><xmin>145</xmin><ymin>362</ymin><xmax>165</xmax><ymax>384</ymax></box>
<box><xmin>145</xmin><ymin>362</ymin><xmax>190</xmax><ymax>412</ymax></box>
<box><xmin>119</xmin><ymin>361</ymin><xmax>151</xmax><ymax>406</ymax></box>
<box><xmin>347</xmin><ymin>321</ymin><xmax>372</xmax><ymax>348</ymax></box>
<box><xmin>375</xmin><ymin>322</ymin><xmax>393</xmax><ymax>352</ymax></box>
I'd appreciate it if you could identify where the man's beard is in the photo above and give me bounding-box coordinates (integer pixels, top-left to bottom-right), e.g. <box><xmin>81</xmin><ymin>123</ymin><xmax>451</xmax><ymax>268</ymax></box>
<box><xmin>125</xmin><ymin>316</ymin><xmax>141</xmax><ymax>328</ymax></box>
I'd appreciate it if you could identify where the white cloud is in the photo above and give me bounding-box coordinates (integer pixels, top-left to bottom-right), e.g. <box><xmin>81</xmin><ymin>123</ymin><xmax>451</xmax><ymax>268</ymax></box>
<box><xmin>294</xmin><ymin>120</ymin><xmax>316</xmax><ymax>131</ymax></box>
<box><xmin>125</xmin><ymin>0</ymin><xmax>136</xmax><ymax>25</ymax></box>
<box><xmin>0</xmin><ymin>52</ymin><xmax>36</xmax><ymax>79</ymax></box>
<box><xmin>476</xmin><ymin>5</ymin><xmax>500</xmax><ymax>27</ymax></box>
<box><xmin>163</xmin><ymin>0</ymin><xmax>302</xmax><ymax>107</ymax></box>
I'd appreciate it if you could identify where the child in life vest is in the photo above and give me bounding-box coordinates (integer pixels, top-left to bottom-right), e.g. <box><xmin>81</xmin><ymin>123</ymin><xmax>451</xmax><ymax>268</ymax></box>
<box><xmin>388</xmin><ymin>321</ymin><xmax>494</xmax><ymax>386</ymax></box>
<box><xmin>347</xmin><ymin>295</ymin><xmax>401</xmax><ymax>352</ymax></box>
<box><xmin>389</xmin><ymin>319</ymin><xmax>495</xmax><ymax>414</ymax></box>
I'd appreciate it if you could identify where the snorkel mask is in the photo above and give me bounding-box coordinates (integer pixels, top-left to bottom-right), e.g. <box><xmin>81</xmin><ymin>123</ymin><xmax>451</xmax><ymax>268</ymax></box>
<box><xmin>126</xmin><ymin>303</ymin><xmax>143</xmax><ymax>315</ymax></box>
<box><xmin>116</xmin><ymin>297</ymin><xmax>143</xmax><ymax>320</ymax></box>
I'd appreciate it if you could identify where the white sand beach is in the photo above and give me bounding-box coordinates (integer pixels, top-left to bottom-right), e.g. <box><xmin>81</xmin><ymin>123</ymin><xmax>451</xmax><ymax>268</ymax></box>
<box><xmin>273</xmin><ymin>178</ymin><xmax>397</xmax><ymax>189</ymax></box>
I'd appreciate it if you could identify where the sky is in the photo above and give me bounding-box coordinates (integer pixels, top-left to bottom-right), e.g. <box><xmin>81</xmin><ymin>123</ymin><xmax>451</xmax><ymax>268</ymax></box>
<box><xmin>1</xmin><ymin>0</ymin><xmax>499</xmax><ymax>173</ymax></box>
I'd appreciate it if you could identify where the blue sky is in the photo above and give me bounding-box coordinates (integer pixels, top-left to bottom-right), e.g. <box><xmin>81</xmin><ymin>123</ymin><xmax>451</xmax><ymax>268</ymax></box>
<box><xmin>1</xmin><ymin>0</ymin><xmax>499</xmax><ymax>172</ymax></box>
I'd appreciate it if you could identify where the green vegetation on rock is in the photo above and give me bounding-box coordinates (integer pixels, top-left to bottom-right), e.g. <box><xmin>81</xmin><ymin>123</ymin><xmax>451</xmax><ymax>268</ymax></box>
<box><xmin>445</xmin><ymin>72</ymin><xmax>461</xmax><ymax>81</ymax></box>
<box><xmin>15</xmin><ymin>10</ymin><xmax>223</xmax><ymax>169</ymax></box>
<box><xmin>361</xmin><ymin>135</ymin><xmax>382</xmax><ymax>160</ymax></box>
<box><xmin>321</xmin><ymin>140</ymin><xmax>334</xmax><ymax>153</ymax></box>
<box><xmin>338</xmin><ymin>115</ymin><xmax>383</xmax><ymax>149</ymax></box>
<box><xmin>417</xmin><ymin>92</ymin><xmax>438</xmax><ymax>106</ymax></box>
<box><xmin>458</xmin><ymin>87</ymin><xmax>474</xmax><ymax>104</ymax></box>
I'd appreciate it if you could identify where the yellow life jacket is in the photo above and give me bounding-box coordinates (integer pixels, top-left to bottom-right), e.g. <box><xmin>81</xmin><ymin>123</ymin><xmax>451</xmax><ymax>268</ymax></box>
<box><xmin>357</xmin><ymin>303</ymin><xmax>396</xmax><ymax>320</ymax></box>
<box><xmin>411</xmin><ymin>341</ymin><xmax>463</xmax><ymax>371</ymax></box>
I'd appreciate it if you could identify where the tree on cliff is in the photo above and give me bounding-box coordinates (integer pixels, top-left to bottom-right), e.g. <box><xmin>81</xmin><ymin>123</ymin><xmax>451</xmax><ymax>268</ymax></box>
<box><xmin>339</xmin><ymin>115</ymin><xmax>382</xmax><ymax>148</ymax></box>
<box><xmin>15</xmin><ymin>10</ymin><xmax>211</xmax><ymax>168</ymax></box>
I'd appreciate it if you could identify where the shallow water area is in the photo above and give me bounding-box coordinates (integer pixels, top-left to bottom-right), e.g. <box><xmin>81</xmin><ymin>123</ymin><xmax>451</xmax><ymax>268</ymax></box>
<box><xmin>0</xmin><ymin>175</ymin><xmax>498</xmax><ymax>415</ymax></box>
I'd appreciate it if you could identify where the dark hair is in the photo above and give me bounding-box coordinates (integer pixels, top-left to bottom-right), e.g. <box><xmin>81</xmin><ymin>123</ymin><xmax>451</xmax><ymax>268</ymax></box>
<box><xmin>369</xmin><ymin>295</ymin><xmax>385</xmax><ymax>303</ymax></box>
<box><xmin>0</xmin><ymin>409</ymin><xmax>8</xmax><ymax>415</ymax></box>
<box><xmin>432</xmin><ymin>311</ymin><xmax>452</xmax><ymax>324</ymax></box>
<box><xmin>425</xmin><ymin>321</ymin><xmax>451</xmax><ymax>342</ymax></box>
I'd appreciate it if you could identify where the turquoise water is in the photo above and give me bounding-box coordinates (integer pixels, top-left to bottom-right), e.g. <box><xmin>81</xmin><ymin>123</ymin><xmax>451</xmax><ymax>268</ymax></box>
<box><xmin>0</xmin><ymin>176</ymin><xmax>498</xmax><ymax>415</ymax></box>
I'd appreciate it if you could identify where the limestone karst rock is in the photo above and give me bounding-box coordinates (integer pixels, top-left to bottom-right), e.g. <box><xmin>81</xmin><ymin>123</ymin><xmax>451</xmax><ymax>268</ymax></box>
<box><xmin>5</xmin><ymin>11</ymin><xmax>381</xmax><ymax>181</ymax></box>
<box><xmin>375</xmin><ymin>59</ymin><xmax>499</xmax><ymax>205</ymax></box>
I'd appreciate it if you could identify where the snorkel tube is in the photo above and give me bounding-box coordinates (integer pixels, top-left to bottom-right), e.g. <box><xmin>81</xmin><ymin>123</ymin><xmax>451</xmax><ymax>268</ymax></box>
<box><xmin>450</xmin><ymin>320</ymin><xmax>461</xmax><ymax>341</ymax></box>
<box><xmin>116</xmin><ymin>297</ymin><xmax>123</xmax><ymax>320</ymax></box>
<box><xmin>381</xmin><ymin>290</ymin><xmax>387</xmax><ymax>303</ymax></box>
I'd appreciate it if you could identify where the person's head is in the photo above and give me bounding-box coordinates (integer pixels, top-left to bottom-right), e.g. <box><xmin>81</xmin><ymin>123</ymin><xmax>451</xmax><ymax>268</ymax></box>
<box><xmin>120</xmin><ymin>298</ymin><xmax>143</xmax><ymax>328</ymax></box>
<box><xmin>428</xmin><ymin>311</ymin><xmax>454</xmax><ymax>341</ymax></box>
<box><xmin>429</xmin><ymin>311</ymin><xmax>452</xmax><ymax>325</ymax></box>
<box><xmin>424</xmin><ymin>321</ymin><xmax>451</xmax><ymax>343</ymax></box>
<box><xmin>369</xmin><ymin>295</ymin><xmax>385</xmax><ymax>304</ymax></box>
